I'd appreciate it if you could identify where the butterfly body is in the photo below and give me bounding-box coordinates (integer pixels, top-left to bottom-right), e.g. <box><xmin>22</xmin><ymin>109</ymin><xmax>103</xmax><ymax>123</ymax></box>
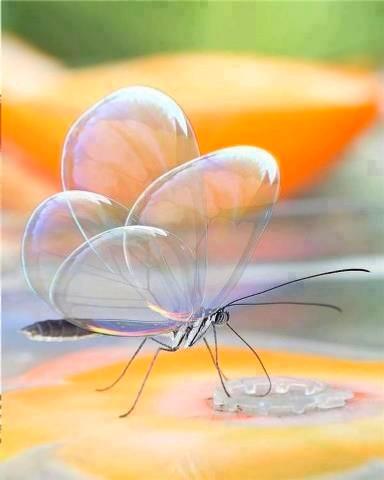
<box><xmin>21</xmin><ymin>311</ymin><xmax>224</xmax><ymax>350</ymax></box>
<box><xmin>154</xmin><ymin>312</ymin><xmax>223</xmax><ymax>350</ymax></box>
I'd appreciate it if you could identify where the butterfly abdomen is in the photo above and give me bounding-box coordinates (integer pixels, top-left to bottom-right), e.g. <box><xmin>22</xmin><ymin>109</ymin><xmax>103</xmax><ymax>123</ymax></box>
<box><xmin>20</xmin><ymin>319</ymin><xmax>96</xmax><ymax>341</ymax></box>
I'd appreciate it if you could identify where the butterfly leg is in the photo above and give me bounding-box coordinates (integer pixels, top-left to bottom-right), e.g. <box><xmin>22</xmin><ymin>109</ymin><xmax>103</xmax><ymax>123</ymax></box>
<box><xmin>204</xmin><ymin>336</ymin><xmax>231</xmax><ymax>398</ymax></box>
<box><xmin>96</xmin><ymin>338</ymin><xmax>147</xmax><ymax>392</ymax></box>
<box><xmin>204</xmin><ymin>337</ymin><xmax>228</xmax><ymax>381</ymax></box>
<box><xmin>212</xmin><ymin>325</ymin><xmax>229</xmax><ymax>381</ymax></box>
<box><xmin>119</xmin><ymin>346</ymin><xmax>171</xmax><ymax>418</ymax></box>
<box><xmin>226</xmin><ymin>323</ymin><xmax>272</xmax><ymax>397</ymax></box>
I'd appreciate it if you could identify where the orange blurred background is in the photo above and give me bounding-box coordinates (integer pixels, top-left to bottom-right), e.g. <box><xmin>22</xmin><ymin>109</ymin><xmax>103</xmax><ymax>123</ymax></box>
<box><xmin>2</xmin><ymin>2</ymin><xmax>384</xmax><ymax>214</ymax></box>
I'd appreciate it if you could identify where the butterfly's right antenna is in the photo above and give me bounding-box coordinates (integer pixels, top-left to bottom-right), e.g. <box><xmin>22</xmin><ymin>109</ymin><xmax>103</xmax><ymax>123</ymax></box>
<box><xmin>221</xmin><ymin>268</ymin><xmax>369</xmax><ymax>397</ymax></box>
<box><xmin>228</xmin><ymin>301</ymin><xmax>342</xmax><ymax>312</ymax></box>
<box><xmin>225</xmin><ymin>268</ymin><xmax>369</xmax><ymax>307</ymax></box>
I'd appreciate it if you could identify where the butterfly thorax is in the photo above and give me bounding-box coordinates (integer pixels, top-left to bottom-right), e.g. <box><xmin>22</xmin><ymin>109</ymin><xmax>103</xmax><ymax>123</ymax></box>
<box><xmin>155</xmin><ymin>309</ymin><xmax>229</xmax><ymax>350</ymax></box>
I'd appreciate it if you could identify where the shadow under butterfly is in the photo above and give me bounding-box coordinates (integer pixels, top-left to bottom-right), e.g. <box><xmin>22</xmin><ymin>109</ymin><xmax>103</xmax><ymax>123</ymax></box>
<box><xmin>21</xmin><ymin>86</ymin><xmax>368</xmax><ymax>417</ymax></box>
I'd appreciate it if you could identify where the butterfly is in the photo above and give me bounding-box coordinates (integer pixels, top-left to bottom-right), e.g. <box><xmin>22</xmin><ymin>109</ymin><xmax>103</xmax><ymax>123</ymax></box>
<box><xmin>21</xmin><ymin>86</ymin><xmax>368</xmax><ymax>416</ymax></box>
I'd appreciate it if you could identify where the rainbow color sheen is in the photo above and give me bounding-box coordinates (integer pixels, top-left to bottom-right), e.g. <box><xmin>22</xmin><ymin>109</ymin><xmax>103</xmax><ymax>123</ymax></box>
<box><xmin>128</xmin><ymin>146</ymin><xmax>279</xmax><ymax>310</ymax></box>
<box><xmin>62</xmin><ymin>86</ymin><xmax>199</xmax><ymax>207</ymax></box>
<box><xmin>50</xmin><ymin>226</ymin><xmax>197</xmax><ymax>336</ymax></box>
<box><xmin>22</xmin><ymin>190</ymin><xmax>127</xmax><ymax>302</ymax></box>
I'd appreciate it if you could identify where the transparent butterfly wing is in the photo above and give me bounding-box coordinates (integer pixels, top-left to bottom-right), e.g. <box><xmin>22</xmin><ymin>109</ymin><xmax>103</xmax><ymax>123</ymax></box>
<box><xmin>127</xmin><ymin>146</ymin><xmax>279</xmax><ymax>315</ymax></box>
<box><xmin>62</xmin><ymin>86</ymin><xmax>200</xmax><ymax>207</ymax></box>
<box><xmin>127</xmin><ymin>152</ymin><xmax>207</xmax><ymax>309</ymax></box>
<box><xmin>22</xmin><ymin>190</ymin><xmax>128</xmax><ymax>303</ymax></box>
<box><xmin>50</xmin><ymin>226</ymin><xmax>198</xmax><ymax>336</ymax></box>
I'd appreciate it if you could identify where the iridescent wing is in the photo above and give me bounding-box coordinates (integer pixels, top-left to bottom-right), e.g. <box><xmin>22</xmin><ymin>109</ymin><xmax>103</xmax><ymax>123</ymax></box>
<box><xmin>127</xmin><ymin>146</ymin><xmax>279</xmax><ymax>314</ymax></box>
<box><xmin>22</xmin><ymin>190</ymin><xmax>128</xmax><ymax>303</ymax></box>
<box><xmin>62</xmin><ymin>86</ymin><xmax>200</xmax><ymax>207</ymax></box>
<box><xmin>49</xmin><ymin>226</ymin><xmax>198</xmax><ymax>336</ymax></box>
<box><xmin>23</xmin><ymin>194</ymin><xmax>198</xmax><ymax>336</ymax></box>
<box><xmin>22</xmin><ymin>191</ymin><xmax>197</xmax><ymax>336</ymax></box>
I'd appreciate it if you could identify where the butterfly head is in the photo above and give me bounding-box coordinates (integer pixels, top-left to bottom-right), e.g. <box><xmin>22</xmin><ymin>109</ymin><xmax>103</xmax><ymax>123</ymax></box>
<box><xmin>212</xmin><ymin>308</ymin><xmax>230</xmax><ymax>325</ymax></box>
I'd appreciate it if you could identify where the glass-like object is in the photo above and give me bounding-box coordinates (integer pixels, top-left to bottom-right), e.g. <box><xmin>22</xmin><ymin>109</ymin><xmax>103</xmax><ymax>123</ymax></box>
<box><xmin>22</xmin><ymin>190</ymin><xmax>127</xmax><ymax>302</ymax></box>
<box><xmin>127</xmin><ymin>146</ymin><xmax>279</xmax><ymax>313</ymax></box>
<box><xmin>213</xmin><ymin>377</ymin><xmax>353</xmax><ymax>416</ymax></box>
<box><xmin>50</xmin><ymin>226</ymin><xmax>198</xmax><ymax>336</ymax></box>
<box><xmin>62</xmin><ymin>86</ymin><xmax>200</xmax><ymax>207</ymax></box>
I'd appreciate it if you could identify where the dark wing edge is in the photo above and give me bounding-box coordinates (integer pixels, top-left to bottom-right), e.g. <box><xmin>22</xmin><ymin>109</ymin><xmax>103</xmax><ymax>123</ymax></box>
<box><xmin>20</xmin><ymin>319</ymin><xmax>97</xmax><ymax>342</ymax></box>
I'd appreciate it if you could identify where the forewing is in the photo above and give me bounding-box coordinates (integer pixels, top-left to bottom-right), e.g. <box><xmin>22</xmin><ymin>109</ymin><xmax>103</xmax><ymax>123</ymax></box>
<box><xmin>62</xmin><ymin>86</ymin><xmax>200</xmax><ymax>207</ymax></box>
<box><xmin>22</xmin><ymin>190</ymin><xmax>128</xmax><ymax>303</ymax></box>
<box><xmin>127</xmin><ymin>146</ymin><xmax>279</xmax><ymax>314</ymax></box>
<box><xmin>50</xmin><ymin>226</ymin><xmax>197</xmax><ymax>336</ymax></box>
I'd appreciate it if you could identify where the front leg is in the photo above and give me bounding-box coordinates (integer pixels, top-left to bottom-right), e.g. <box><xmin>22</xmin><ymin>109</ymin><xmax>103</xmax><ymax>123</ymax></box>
<box><xmin>119</xmin><ymin>346</ymin><xmax>175</xmax><ymax>418</ymax></box>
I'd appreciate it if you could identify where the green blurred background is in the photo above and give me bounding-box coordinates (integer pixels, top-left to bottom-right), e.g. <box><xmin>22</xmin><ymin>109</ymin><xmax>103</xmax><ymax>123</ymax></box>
<box><xmin>4</xmin><ymin>0</ymin><xmax>384</xmax><ymax>67</ymax></box>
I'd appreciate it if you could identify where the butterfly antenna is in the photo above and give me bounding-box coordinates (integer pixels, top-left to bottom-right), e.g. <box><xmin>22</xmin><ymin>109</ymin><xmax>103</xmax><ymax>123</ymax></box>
<box><xmin>97</xmin><ymin>338</ymin><xmax>147</xmax><ymax>392</ymax></box>
<box><xmin>225</xmin><ymin>268</ymin><xmax>369</xmax><ymax>307</ymax></box>
<box><xmin>229</xmin><ymin>301</ymin><xmax>342</xmax><ymax>312</ymax></box>
<box><xmin>227</xmin><ymin>322</ymin><xmax>272</xmax><ymax>397</ymax></box>
<box><xmin>119</xmin><ymin>347</ymin><xmax>162</xmax><ymax>418</ymax></box>
<box><xmin>204</xmin><ymin>337</ymin><xmax>231</xmax><ymax>397</ymax></box>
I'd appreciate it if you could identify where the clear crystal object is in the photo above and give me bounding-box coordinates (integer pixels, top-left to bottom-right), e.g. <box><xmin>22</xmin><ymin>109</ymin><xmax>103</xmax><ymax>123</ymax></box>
<box><xmin>213</xmin><ymin>376</ymin><xmax>353</xmax><ymax>416</ymax></box>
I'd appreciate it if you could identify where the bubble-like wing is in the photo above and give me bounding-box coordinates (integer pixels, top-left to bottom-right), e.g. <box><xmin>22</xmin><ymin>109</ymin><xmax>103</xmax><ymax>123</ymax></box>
<box><xmin>50</xmin><ymin>226</ymin><xmax>197</xmax><ymax>336</ymax></box>
<box><xmin>22</xmin><ymin>190</ymin><xmax>128</xmax><ymax>302</ymax></box>
<box><xmin>62</xmin><ymin>86</ymin><xmax>200</xmax><ymax>207</ymax></box>
<box><xmin>127</xmin><ymin>146</ymin><xmax>279</xmax><ymax>314</ymax></box>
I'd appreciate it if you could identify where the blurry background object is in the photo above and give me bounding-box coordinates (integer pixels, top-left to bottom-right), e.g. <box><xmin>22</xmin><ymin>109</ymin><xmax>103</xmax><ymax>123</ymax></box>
<box><xmin>4</xmin><ymin>1</ymin><xmax>384</xmax><ymax>66</ymax></box>
<box><xmin>3</xmin><ymin>51</ymin><xmax>381</xmax><ymax>201</ymax></box>
<box><xmin>2</xmin><ymin>34</ymin><xmax>64</xmax><ymax>98</ymax></box>
<box><xmin>3</xmin><ymin>1</ymin><xmax>384</xmax><ymax>208</ymax></box>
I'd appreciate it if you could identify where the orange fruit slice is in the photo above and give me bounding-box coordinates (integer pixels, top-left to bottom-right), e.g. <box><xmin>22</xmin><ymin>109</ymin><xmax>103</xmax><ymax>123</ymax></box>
<box><xmin>3</xmin><ymin>346</ymin><xmax>383</xmax><ymax>479</ymax></box>
<box><xmin>3</xmin><ymin>52</ymin><xmax>381</xmax><ymax>201</ymax></box>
